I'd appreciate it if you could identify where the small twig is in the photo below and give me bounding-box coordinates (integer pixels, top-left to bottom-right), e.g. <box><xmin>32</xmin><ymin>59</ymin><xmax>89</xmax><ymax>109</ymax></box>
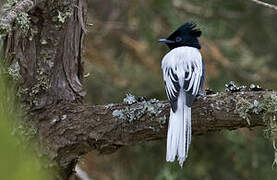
<box><xmin>0</xmin><ymin>0</ymin><xmax>34</xmax><ymax>34</ymax></box>
<box><xmin>248</xmin><ymin>0</ymin><xmax>277</xmax><ymax>11</ymax></box>
<box><xmin>0</xmin><ymin>0</ymin><xmax>48</xmax><ymax>35</ymax></box>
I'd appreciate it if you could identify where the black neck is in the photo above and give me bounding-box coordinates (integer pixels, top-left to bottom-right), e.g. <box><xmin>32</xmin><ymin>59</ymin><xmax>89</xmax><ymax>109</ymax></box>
<box><xmin>168</xmin><ymin>42</ymin><xmax>201</xmax><ymax>50</ymax></box>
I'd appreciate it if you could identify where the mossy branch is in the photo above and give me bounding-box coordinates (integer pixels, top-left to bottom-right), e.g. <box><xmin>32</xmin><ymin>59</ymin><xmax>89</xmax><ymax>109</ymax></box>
<box><xmin>0</xmin><ymin>0</ymin><xmax>44</xmax><ymax>36</ymax></box>
<box><xmin>235</xmin><ymin>92</ymin><xmax>277</xmax><ymax>166</ymax></box>
<box><xmin>33</xmin><ymin>90</ymin><xmax>276</xmax><ymax>178</ymax></box>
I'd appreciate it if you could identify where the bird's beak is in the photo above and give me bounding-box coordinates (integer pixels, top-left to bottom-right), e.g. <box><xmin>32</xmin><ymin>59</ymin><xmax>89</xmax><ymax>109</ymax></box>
<box><xmin>158</xmin><ymin>39</ymin><xmax>175</xmax><ymax>43</ymax></box>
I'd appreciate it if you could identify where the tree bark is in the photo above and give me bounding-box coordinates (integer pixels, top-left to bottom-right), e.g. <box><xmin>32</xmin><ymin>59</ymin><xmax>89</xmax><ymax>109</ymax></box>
<box><xmin>2</xmin><ymin>0</ymin><xmax>87</xmax><ymax>178</ymax></box>
<box><xmin>0</xmin><ymin>0</ymin><xmax>276</xmax><ymax>179</ymax></box>
<box><xmin>31</xmin><ymin>90</ymin><xmax>273</xmax><ymax>178</ymax></box>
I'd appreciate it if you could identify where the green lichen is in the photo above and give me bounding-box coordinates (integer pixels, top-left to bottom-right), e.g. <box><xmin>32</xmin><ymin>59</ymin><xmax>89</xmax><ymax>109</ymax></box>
<box><xmin>261</xmin><ymin>94</ymin><xmax>277</xmax><ymax>134</ymax></box>
<box><xmin>235</xmin><ymin>98</ymin><xmax>261</xmax><ymax>125</ymax></box>
<box><xmin>57</xmin><ymin>10</ymin><xmax>72</xmax><ymax>23</ymax></box>
<box><xmin>15</xmin><ymin>12</ymin><xmax>31</xmax><ymax>37</ymax></box>
<box><xmin>14</xmin><ymin>66</ymin><xmax>51</xmax><ymax>107</ymax></box>
<box><xmin>261</xmin><ymin>94</ymin><xmax>277</xmax><ymax>168</ymax></box>
<box><xmin>36</xmin><ymin>68</ymin><xmax>51</xmax><ymax>90</ymax></box>
<box><xmin>27</xmin><ymin>68</ymin><xmax>50</xmax><ymax>97</ymax></box>
<box><xmin>8</xmin><ymin>61</ymin><xmax>21</xmax><ymax>81</ymax></box>
<box><xmin>29</xmin><ymin>78</ymin><xmax>50</xmax><ymax>96</ymax></box>
<box><xmin>16</xmin><ymin>87</ymin><xmax>28</xmax><ymax>97</ymax></box>
<box><xmin>112</xmin><ymin>97</ymin><xmax>165</xmax><ymax>124</ymax></box>
<box><xmin>2</xmin><ymin>0</ymin><xmax>18</xmax><ymax>11</ymax></box>
<box><xmin>0</xmin><ymin>24</ymin><xmax>12</xmax><ymax>37</ymax></box>
<box><xmin>26</xmin><ymin>68</ymin><xmax>50</xmax><ymax>106</ymax></box>
<box><xmin>0</xmin><ymin>0</ymin><xmax>18</xmax><ymax>36</ymax></box>
<box><xmin>235</xmin><ymin>93</ymin><xmax>277</xmax><ymax>167</ymax></box>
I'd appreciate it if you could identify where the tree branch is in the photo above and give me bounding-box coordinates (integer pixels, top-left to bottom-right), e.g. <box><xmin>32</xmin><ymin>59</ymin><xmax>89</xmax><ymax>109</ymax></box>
<box><xmin>248</xmin><ymin>0</ymin><xmax>277</xmax><ymax>11</ymax></box>
<box><xmin>0</xmin><ymin>0</ymin><xmax>49</xmax><ymax>36</ymax></box>
<box><xmin>0</xmin><ymin>0</ymin><xmax>33</xmax><ymax>33</ymax></box>
<box><xmin>36</xmin><ymin>90</ymin><xmax>274</xmax><ymax>178</ymax></box>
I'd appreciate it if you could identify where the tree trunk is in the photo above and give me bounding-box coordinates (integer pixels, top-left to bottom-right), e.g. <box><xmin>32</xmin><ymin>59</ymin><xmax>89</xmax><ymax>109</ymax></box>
<box><xmin>3</xmin><ymin>0</ymin><xmax>87</xmax><ymax>178</ymax></box>
<box><xmin>6</xmin><ymin>0</ymin><xmax>86</xmax><ymax>109</ymax></box>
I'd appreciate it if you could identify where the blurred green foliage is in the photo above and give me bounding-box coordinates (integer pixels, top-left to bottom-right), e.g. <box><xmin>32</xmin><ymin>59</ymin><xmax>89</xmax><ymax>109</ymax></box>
<box><xmin>83</xmin><ymin>0</ymin><xmax>277</xmax><ymax>179</ymax></box>
<box><xmin>0</xmin><ymin>41</ymin><xmax>53</xmax><ymax>179</ymax></box>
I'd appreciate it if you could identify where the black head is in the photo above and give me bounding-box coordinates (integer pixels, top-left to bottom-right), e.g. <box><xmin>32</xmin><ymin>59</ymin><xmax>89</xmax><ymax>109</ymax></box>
<box><xmin>158</xmin><ymin>22</ymin><xmax>202</xmax><ymax>50</ymax></box>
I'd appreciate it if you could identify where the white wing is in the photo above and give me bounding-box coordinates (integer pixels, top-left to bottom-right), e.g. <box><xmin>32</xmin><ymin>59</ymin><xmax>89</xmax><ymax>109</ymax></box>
<box><xmin>161</xmin><ymin>46</ymin><xmax>204</xmax><ymax>111</ymax></box>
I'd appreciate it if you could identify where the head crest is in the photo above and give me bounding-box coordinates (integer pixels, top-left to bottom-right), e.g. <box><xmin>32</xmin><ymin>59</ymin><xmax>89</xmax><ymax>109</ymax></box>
<box><xmin>168</xmin><ymin>22</ymin><xmax>202</xmax><ymax>39</ymax></box>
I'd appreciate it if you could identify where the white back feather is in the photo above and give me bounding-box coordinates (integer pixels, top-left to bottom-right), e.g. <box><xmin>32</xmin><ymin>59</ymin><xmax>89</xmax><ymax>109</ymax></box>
<box><xmin>161</xmin><ymin>46</ymin><xmax>203</xmax><ymax>166</ymax></box>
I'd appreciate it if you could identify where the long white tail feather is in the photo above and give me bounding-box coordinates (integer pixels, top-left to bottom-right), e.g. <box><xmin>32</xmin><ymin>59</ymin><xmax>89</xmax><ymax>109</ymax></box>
<box><xmin>166</xmin><ymin>91</ymin><xmax>191</xmax><ymax>167</ymax></box>
<box><xmin>186</xmin><ymin>106</ymin><xmax>191</xmax><ymax>158</ymax></box>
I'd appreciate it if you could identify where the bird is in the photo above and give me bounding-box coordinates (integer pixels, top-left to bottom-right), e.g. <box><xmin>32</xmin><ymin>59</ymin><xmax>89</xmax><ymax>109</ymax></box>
<box><xmin>158</xmin><ymin>22</ymin><xmax>205</xmax><ymax>167</ymax></box>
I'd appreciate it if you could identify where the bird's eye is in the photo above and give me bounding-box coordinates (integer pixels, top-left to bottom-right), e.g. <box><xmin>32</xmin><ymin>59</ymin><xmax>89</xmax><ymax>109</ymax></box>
<box><xmin>175</xmin><ymin>36</ymin><xmax>182</xmax><ymax>42</ymax></box>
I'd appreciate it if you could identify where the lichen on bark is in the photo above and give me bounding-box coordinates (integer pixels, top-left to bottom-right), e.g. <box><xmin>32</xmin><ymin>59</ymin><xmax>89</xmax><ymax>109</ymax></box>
<box><xmin>112</xmin><ymin>94</ymin><xmax>166</xmax><ymax>127</ymax></box>
<box><xmin>235</xmin><ymin>92</ymin><xmax>277</xmax><ymax>166</ymax></box>
<box><xmin>15</xmin><ymin>12</ymin><xmax>31</xmax><ymax>36</ymax></box>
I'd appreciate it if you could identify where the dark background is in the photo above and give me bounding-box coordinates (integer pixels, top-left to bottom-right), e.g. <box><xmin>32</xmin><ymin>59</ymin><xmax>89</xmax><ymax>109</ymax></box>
<box><xmin>81</xmin><ymin>0</ymin><xmax>277</xmax><ymax>179</ymax></box>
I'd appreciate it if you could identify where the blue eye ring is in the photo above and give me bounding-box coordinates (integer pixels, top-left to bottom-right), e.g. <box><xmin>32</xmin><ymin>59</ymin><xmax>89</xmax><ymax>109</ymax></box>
<box><xmin>175</xmin><ymin>36</ymin><xmax>182</xmax><ymax>42</ymax></box>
